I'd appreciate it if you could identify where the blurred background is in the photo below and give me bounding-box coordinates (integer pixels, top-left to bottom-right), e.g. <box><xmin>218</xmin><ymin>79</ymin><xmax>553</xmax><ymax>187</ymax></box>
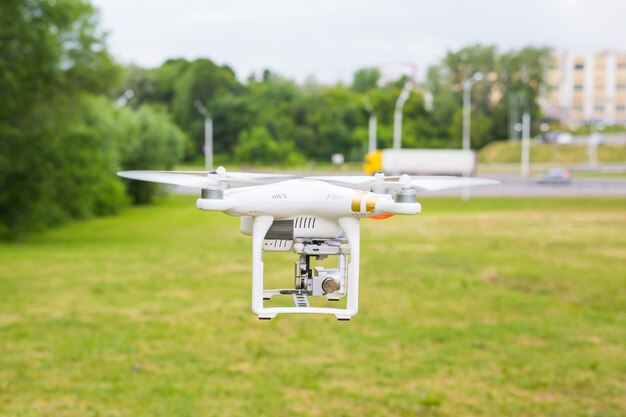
<box><xmin>0</xmin><ymin>1</ymin><xmax>625</xmax><ymax>416</ymax></box>
<box><xmin>2</xmin><ymin>0</ymin><xmax>626</xmax><ymax>236</ymax></box>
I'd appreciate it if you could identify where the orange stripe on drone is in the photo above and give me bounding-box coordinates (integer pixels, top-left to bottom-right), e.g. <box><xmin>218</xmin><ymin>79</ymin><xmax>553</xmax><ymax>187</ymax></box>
<box><xmin>351</xmin><ymin>191</ymin><xmax>366</xmax><ymax>212</ymax></box>
<box><xmin>351</xmin><ymin>192</ymin><xmax>379</xmax><ymax>214</ymax></box>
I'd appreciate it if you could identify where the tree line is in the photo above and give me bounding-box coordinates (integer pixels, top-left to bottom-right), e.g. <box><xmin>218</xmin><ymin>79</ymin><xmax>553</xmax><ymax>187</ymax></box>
<box><xmin>117</xmin><ymin>43</ymin><xmax>550</xmax><ymax>165</ymax></box>
<box><xmin>1</xmin><ymin>0</ymin><xmax>184</xmax><ymax>238</ymax></box>
<box><xmin>1</xmin><ymin>0</ymin><xmax>551</xmax><ymax>238</ymax></box>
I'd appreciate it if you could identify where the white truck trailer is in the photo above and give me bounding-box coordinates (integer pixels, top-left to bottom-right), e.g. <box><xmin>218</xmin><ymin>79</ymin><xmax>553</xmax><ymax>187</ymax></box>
<box><xmin>364</xmin><ymin>149</ymin><xmax>477</xmax><ymax>176</ymax></box>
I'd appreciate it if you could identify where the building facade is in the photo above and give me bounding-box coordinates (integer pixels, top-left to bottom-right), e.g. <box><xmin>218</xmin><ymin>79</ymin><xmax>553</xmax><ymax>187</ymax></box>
<box><xmin>541</xmin><ymin>51</ymin><xmax>626</xmax><ymax>125</ymax></box>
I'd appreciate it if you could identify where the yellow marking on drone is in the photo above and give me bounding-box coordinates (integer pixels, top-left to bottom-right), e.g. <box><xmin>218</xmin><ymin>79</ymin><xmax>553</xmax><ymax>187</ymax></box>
<box><xmin>351</xmin><ymin>191</ymin><xmax>367</xmax><ymax>212</ymax></box>
<box><xmin>365</xmin><ymin>196</ymin><xmax>378</xmax><ymax>213</ymax></box>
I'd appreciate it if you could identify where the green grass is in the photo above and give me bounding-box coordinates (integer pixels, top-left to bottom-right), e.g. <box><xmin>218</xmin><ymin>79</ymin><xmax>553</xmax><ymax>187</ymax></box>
<box><xmin>180</xmin><ymin>142</ymin><xmax>626</xmax><ymax>175</ymax></box>
<box><xmin>479</xmin><ymin>141</ymin><xmax>626</xmax><ymax>164</ymax></box>
<box><xmin>1</xmin><ymin>196</ymin><xmax>625</xmax><ymax>417</ymax></box>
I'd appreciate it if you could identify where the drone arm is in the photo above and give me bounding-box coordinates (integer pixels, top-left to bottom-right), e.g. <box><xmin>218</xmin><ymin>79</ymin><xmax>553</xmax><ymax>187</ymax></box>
<box><xmin>374</xmin><ymin>200</ymin><xmax>421</xmax><ymax>215</ymax></box>
<box><xmin>196</xmin><ymin>198</ymin><xmax>235</xmax><ymax>212</ymax></box>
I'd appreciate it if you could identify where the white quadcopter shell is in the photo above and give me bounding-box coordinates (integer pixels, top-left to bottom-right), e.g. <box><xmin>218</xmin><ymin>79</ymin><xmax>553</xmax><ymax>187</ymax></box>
<box><xmin>118</xmin><ymin>168</ymin><xmax>497</xmax><ymax>320</ymax></box>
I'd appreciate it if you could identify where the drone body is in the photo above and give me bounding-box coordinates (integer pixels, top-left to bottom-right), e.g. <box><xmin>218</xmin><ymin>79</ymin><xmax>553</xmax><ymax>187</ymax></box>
<box><xmin>118</xmin><ymin>168</ymin><xmax>496</xmax><ymax>320</ymax></box>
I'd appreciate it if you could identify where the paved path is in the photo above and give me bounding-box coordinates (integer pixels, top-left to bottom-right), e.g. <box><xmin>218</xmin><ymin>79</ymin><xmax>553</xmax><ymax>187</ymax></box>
<box><xmin>424</xmin><ymin>177</ymin><xmax>626</xmax><ymax>197</ymax></box>
<box><xmin>171</xmin><ymin>176</ymin><xmax>626</xmax><ymax>197</ymax></box>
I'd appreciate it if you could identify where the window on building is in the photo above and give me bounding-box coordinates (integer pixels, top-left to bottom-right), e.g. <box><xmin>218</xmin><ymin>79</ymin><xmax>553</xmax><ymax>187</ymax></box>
<box><xmin>573</xmin><ymin>105</ymin><xmax>583</xmax><ymax>112</ymax></box>
<box><xmin>574</xmin><ymin>63</ymin><xmax>584</xmax><ymax>70</ymax></box>
<box><xmin>617</xmin><ymin>84</ymin><xmax>626</xmax><ymax>90</ymax></box>
<box><xmin>618</xmin><ymin>62</ymin><xmax>626</xmax><ymax>69</ymax></box>
<box><xmin>574</xmin><ymin>84</ymin><xmax>584</xmax><ymax>91</ymax></box>
<box><xmin>617</xmin><ymin>105</ymin><xmax>626</xmax><ymax>112</ymax></box>
<box><xmin>595</xmin><ymin>105</ymin><xmax>604</xmax><ymax>112</ymax></box>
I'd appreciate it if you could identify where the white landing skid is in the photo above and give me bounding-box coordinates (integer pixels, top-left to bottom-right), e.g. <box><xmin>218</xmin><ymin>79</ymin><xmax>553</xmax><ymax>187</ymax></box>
<box><xmin>251</xmin><ymin>215</ymin><xmax>360</xmax><ymax>320</ymax></box>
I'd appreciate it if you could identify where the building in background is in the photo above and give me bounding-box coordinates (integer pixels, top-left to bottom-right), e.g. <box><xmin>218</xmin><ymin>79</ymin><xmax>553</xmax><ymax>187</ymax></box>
<box><xmin>541</xmin><ymin>51</ymin><xmax>626</xmax><ymax>125</ymax></box>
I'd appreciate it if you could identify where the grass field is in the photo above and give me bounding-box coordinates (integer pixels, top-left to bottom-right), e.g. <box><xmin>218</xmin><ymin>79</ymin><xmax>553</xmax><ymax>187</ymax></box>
<box><xmin>479</xmin><ymin>141</ymin><xmax>626</xmax><ymax>164</ymax></box>
<box><xmin>1</xmin><ymin>196</ymin><xmax>625</xmax><ymax>417</ymax></box>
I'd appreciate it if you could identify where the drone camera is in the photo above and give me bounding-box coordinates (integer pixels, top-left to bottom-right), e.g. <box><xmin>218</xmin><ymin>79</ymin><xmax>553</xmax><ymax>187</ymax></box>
<box><xmin>292</xmin><ymin>246</ymin><xmax>347</xmax><ymax>298</ymax></box>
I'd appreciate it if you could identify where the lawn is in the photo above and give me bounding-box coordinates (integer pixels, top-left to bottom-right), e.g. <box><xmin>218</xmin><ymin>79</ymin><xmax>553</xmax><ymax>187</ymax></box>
<box><xmin>479</xmin><ymin>141</ymin><xmax>626</xmax><ymax>164</ymax></box>
<box><xmin>1</xmin><ymin>196</ymin><xmax>625</xmax><ymax>417</ymax></box>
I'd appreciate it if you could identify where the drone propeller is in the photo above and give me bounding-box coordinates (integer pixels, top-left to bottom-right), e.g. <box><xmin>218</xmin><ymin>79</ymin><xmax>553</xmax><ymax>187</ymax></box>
<box><xmin>305</xmin><ymin>173</ymin><xmax>498</xmax><ymax>192</ymax></box>
<box><xmin>118</xmin><ymin>166</ymin><xmax>294</xmax><ymax>189</ymax></box>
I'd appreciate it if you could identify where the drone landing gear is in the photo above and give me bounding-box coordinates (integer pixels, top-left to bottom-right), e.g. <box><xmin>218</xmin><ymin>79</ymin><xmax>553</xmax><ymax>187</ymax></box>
<box><xmin>251</xmin><ymin>216</ymin><xmax>360</xmax><ymax>320</ymax></box>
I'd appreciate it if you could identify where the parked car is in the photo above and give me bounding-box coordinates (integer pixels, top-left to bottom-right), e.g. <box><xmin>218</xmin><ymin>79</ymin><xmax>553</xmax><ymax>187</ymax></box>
<box><xmin>536</xmin><ymin>131</ymin><xmax>574</xmax><ymax>144</ymax></box>
<box><xmin>536</xmin><ymin>168</ymin><xmax>572</xmax><ymax>184</ymax></box>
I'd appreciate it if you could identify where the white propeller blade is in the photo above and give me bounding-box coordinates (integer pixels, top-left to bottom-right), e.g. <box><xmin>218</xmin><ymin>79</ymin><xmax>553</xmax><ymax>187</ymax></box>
<box><xmin>304</xmin><ymin>175</ymin><xmax>389</xmax><ymax>187</ymax></box>
<box><xmin>117</xmin><ymin>171</ymin><xmax>214</xmax><ymax>188</ymax></box>
<box><xmin>306</xmin><ymin>174</ymin><xmax>498</xmax><ymax>191</ymax></box>
<box><xmin>407</xmin><ymin>176</ymin><xmax>499</xmax><ymax>191</ymax></box>
<box><xmin>118</xmin><ymin>168</ymin><xmax>294</xmax><ymax>189</ymax></box>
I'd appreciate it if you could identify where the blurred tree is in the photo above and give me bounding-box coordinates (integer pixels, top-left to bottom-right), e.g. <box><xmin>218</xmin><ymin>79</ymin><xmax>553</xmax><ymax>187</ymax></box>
<box><xmin>352</xmin><ymin>67</ymin><xmax>381</xmax><ymax>93</ymax></box>
<box><xmin>0</xmin><ymin>0</ymin><xmax>184</xmax><ymax>238</ymax></box>
<box><xmin>449</xmin><ymin>108</ymin><xmax>493</xmax><ymax>149</ymax></box>
<box><xmin>171</xmin><ymin>59</ymin><xmax>241</xmax><ymax>157</ymax></box>
<box><xmin>235</xmin><ymin>126</ymin><xmax>303</xmax><ymax>165</ymax></box>
<box><xmin>211</xmin><ymin>93</ymin><xmax>256</xmax><ymax>155</ymax></box>
<box><xmin>0</xmin><ymin>0</ymin><xmax>119</xmax><ymax>124</ymax></box>
<box><xmin>496</xmin><ymin>46</ymin><xmax>552</xmax><ymax>139</ymax></box>
<box><xmin>115</xmin><ymin>104</ymin><xmax>185</xmax><ymax>203</ymax></box>
<box><xmin>0</xmin><ymin>0</ymin><xmax>123</xmax><ymax>238</ymax></box>
<box><xmin>0</xmin><ymin>96</ymin><xmax>126</xmax><ymax>237</ymax></box>
<box><xmin>425</xmin><ymin>44</ymin><xmax>551</xmax><ymax>147</ymax></box>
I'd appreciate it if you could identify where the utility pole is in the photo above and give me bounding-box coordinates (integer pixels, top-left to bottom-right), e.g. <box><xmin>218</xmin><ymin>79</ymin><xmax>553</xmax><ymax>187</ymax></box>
<box><xmin>364</xmin><ymin>98</ymin><xmax>377</xmax><ymax>153</ymax></box>
<box><xmin>194</xmin><ymin>100</ymin><xmax>213</xmax><ymax>171</ymax></box>
<box><xmin>461</xmin><ymin>72</ymin><xmax>483</xmax><ymax>201</ymax></box>
<box><xmin>521</xmin><ymin>111</ymin><xmax>531</xmax><ymax>178</ymax></box>
<box><xmin>462</xmin><ymin>72</ymin><xmax>483</xmax><ymax>151</ymax></box>
<box><xmin>393</xmin><ymin>82</ymin><xmax>412</xmax><ymax>150</ymax></box>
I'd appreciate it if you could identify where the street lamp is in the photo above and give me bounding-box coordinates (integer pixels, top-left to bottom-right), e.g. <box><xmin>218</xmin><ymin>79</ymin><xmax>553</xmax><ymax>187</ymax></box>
<box><xmin>393</xmin><ymin>82</ymin><xmax>413</xmax><ymax>150</ymax></box>
<box><xmin>364</xmin><ymin>98</ymin><xmax>377</xmax><ymax>153</ymax></box>
<box><xmin>462</xmin><ymin>72</ymin><xmax>483</xmax><ymax>151</ymax></box>
<box><xmin>194</xmin><ymin>100</ymin><xmax>213</xmax><ymax>171</ymax></box>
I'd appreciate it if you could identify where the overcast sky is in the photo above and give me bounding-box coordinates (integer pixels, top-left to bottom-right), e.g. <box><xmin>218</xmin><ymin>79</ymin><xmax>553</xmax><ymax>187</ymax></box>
<box><xmin>92</xmin><ymin>0</ymin><xmax>626</xmax><ymax>83</ymax></box>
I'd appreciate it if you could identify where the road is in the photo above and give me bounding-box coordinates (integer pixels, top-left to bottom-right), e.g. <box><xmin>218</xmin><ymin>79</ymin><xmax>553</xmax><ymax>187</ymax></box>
<box><xmin>170</xmin><ymin>175</ymin><xmax>626</xmax><ymax>197</ymax></box>
<box><xmin>425</xmin><ymin>176</ymin><xmax>626</xmax><ymax>197</ymax></box>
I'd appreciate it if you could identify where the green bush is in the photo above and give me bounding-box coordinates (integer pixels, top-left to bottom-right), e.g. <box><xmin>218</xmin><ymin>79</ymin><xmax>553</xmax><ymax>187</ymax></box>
<box><xmin>234</xmin><ymin>126</ymin><xmax>304</xmax><ymax>165</ymax></box>
<box><xmin>0</xmin><ymin>96</ymin><xmax>185</xmax><ymax>239</ymax></box>
<box><xmin>115</xmin><ymin>104</ymin><xmax>185</xmax><ymax>203</ymax></box>
<box><xmin>0</xmin><ymin>96</ymin><xmax>127</xmax><ymax>238</ymax></box>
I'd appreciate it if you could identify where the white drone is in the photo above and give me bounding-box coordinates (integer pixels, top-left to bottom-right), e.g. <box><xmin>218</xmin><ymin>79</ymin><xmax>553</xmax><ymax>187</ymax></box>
<box><xmin>118</xmin><ymin>167</ymin><xmax>497</xmax><ymax>320</ymax></box>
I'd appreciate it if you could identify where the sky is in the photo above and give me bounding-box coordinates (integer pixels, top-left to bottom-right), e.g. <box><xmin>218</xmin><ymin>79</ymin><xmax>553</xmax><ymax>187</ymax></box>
<box><xmin>92</xmin><ymin>0</ymin><xmax>626</xmax><ymax>83</ymax></box>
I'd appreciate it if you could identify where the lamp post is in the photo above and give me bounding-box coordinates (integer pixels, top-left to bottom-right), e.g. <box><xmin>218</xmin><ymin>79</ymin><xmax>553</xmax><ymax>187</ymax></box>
<box><xmin>462</xmin><ymin>72</ymin><xmax>483</xmax><ymax>151</ymax></box>
<box><xmin>393</xmin><ymin>82</ymin><xmax>413</xmax><ymax>150</ymax></box>
<box><xmin>364</xmin><ymin>98</ymin><xmax>377</xmax><ymax>153</ymax></box>
<box><xmin>194</xmin><ymin>100</ymin><xmax>213</xmax><ymax>171</ymax></box>
<box><xmin>521</xmin><ymin>111</ymin><xmax>531</xmax><ymax>177</ymax></box>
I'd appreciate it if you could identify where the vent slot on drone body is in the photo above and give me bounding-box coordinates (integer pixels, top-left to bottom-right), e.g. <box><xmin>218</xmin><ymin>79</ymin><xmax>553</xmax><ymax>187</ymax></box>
<box><xmin>271</xmin><ymin>193</ymin><xmax>287</xmax><ymax>200</ymax></box>
<box><xmin>326</xmin><ymin>193</ymin><xmax>343</xmax><ymax>200</ymax></box>
<box><xmin>295</xmin><ymin>217</ymin><xmax>316</xmax><ymax>229</ymax></box>
<box><xmin>248</xmin><ymin>210</ymin><xmax>264</xmax><ymax>216</ymax></box>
